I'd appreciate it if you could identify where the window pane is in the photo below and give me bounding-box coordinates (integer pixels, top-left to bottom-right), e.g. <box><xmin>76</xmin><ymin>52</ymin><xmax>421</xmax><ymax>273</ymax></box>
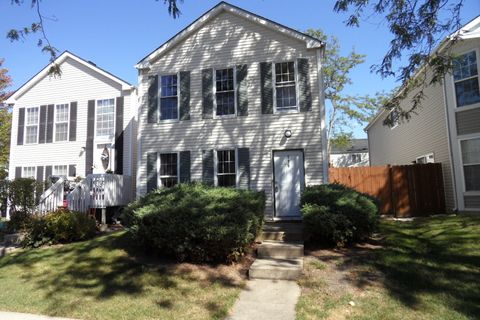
<box><xmin>453</xmin><ymin>51</ymin><xmax>478</xmax><ymax>81</ymax></box>
<box><xmin>53</xmin><ymin>165</ymin><xmax>67</xmax><ymax>176</ymax></box>
<box><xmin>160</xmin><ymin>177</ymin><xmax>178</xmax><ymax>188</ymax></box>
<box><xmin>215</xmin><ymin>68</ymin><xmax>235</xmax><ymax>116</ymax></box>
<box><xmin>218</xmin><ymin>174</ymin><xmax>236</xmax><ymax>187</ymax></box>
<box><xmin>461</xmin><ymin>138</ymin><xmax>480</xmax><ymax>164</ymax></box>
<box><xmin>159</xmin><ymin>153</ymin><xmax>177</xmax><ymax>188</ymax></box>
<box><xmin>25</xmin><ymin>126</ymin><xmax>38</xmax><ymax>144</ymax></box>
<box><xmin>160</xmin><ymin>97</ymin><xmax>178</xmax><ymax>120</ymax></box>
<box><xmin>455</xmin><ymin>78</ymin><xmax>480</xmax><ymax>107</ymax></box>
<box><xmin>96</xmin><ymin>99</ymin><xmax>115</xmax><ymax>137</ymax></box>
<box><xmin>276</xmin><ymin>86</ymin><xmax>297</xmax><ymax>110</ymax></box>
<box><xmin>464</xmin><ymin>165</ymin><xmax>480</xmax><ymax>191</ymax></box>
<box><xmin>55</xmin><ymin>123</ymin><xmax>68</xmax><ymax>141</ymax></box>
<box><xmin>55</xmin><ymin>104</ymin><xmax>69</xmax><ymax>122</ymax></box>
<box><xmin>26</xmin><ymin>108</ymin><xmax>39</xmax><ymax>125</ymax></box>
<box><xmin>217</xmin><ymin>150</ymin><xmax>236</xmax><ymax>187</ymax></box>
<box><xmin>216</xmin><ymin>92</ymin><xmax>235</xmax><ymax>116</ymax></box>
<box><xmin>275</xmin><ymin>62</ymin><xmax>295</xmax><ymax>84</ymax></box>
<box><xmin>161</xmin><ymin>75</ymin><xmax>177</xmax><ymax>97</ymax></box>
<box><xmin>22</xmin><ymin>167</ymin><xmax>35</xmax><ymax>178</ymax></box>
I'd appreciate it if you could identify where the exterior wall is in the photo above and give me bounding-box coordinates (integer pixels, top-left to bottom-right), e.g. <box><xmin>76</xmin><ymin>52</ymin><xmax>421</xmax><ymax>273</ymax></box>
<box><xmin>9</xmin><ymin>57</ymin><xmax>136</xmax><ymax>183</ymax></box>
<box><xmin>330</xmin><ymin>152</ymin><xmax>369</xmax><ymax>167</ymax></box>
<box><xmin>137</xmin><ymin>11</ymin><xmax>325</xmax><ymax>218</ymax></box>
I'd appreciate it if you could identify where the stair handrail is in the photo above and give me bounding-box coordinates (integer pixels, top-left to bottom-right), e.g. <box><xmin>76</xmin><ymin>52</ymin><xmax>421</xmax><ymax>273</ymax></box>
<box><xmin>37</xmin><ymin>177</ymin><xmax>65</xmax><ymax>215</ymax></box>
<box><xmin>67</xmin><ymin>176</ymin><xmax>92</xmax><ymax>213</ymax></box>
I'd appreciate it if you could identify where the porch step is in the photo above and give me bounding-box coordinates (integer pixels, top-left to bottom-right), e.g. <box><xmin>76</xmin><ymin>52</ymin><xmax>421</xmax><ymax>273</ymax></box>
<box><xmin>257</xmin><ymin>241</ymin><xmax>304</xmax><ymax>259</ymax></box>
<box><xmin>257</xmin><ymin>222</ymin><xmax>304</xmax><ymax>242</ymax></box>
<box><xmin>249</xmin><ymin>257</ymin><xmax>303</xmax><ymax>280</ymax></box>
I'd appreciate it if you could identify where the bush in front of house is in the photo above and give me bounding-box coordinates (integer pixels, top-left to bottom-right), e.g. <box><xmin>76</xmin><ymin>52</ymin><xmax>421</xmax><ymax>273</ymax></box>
<box><xmin>122</xmin><ymin>183</ymin><xmax>266</xmax><ymax>263</ymax></box>
<box><xmin>301</xmin><ymin>183</ymin><xmax>379</xmax><ymax>247</ymax></box>
<box><xmin>23</xmin><ymin>209</ymin><xmax>97</xmax><ymax>248</ymax></box>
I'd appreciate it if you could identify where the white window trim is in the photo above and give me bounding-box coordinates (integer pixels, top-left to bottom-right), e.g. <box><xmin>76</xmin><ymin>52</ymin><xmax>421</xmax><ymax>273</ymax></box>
<box><xmin>24</xmin><ymin>106</ymin><xmax>40</xmax><ymax>145</ymax></box>
<box><xmin>452</xmin><ymin>48</ymin><xmax>480</xmax><ymax>109</ymax></box>
<box><xmin>94</xmin><ymin>98</ymin><xmax>116</xmax><ymax>141</ymax></box>
<box><xmin>458</xmin><ymin>135</ymin><xmax>480</xmax><ymax>194</ymax></box>
<box><xmin>213</xmin><ymin>66</ymin><xmax>237</xmax><ymax>119</ymax></box>
<box><xmin>53</xmin><ymin>103</ymin><xmax>70</xmax><ymax>143</ymax></box>
<box><xmin>156</xmin><ymin>151</ymin><xmax>180</xmax><ymax>188</ymax></box>
<box><xmin>158</xmin><ymin>73</ymin><xmax>180</xmax><ymax>122</ymax></box>
<box><xmin>273</xmin><ymin>60</ymin><xmax>300</xmax><ymax>114</ymax></box>
<box><xmin>213</xmin><ymin>148</ymin><xmax>238</xmax><ymax>187</ymax></box>
<box><xmin>416</xmin><ymin>153</ymin><xmax>435</xmax><ymax>164</ymax></box>
<box><xmin>22</xmin><ymin>166</ymin><xmax>36</xmax><ymax>179</ymax></box>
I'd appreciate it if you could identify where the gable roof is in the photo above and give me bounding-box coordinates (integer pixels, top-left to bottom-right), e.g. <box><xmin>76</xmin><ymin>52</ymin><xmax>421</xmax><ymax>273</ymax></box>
<box><xmin>6</xmin><ymin>51</ymin><xmax>133</xmax><ymax>104</ymax></box>
<box><xmin>135</xmin><ymin>1</ymin><xmax>324</xmax><ymax>69</ymax></box>
<box><xmin>331</xmin><ymin>139</ymin><xmax>369</xmax><ymax>154</ymax></box>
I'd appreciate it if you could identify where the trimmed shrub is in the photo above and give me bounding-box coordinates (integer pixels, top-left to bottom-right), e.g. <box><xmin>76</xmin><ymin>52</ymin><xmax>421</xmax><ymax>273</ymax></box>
<box><xmin>301</xmin><ymin>183</ymin><xmax>379</xmax><ymax>246</ymax></box>
<box><xmin>122</xmin><ymin>183</ymin><xmax>265</xmax><ymax>263</ymax></box>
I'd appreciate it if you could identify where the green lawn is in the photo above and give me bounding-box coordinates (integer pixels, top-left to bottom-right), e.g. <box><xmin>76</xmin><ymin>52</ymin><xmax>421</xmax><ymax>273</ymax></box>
<box><xmin>0</xmin><ymin>231</ymin><xmax>246</xmax><ymax>320</ymax></box>
<box><xmin>297</xmin><ymin>214</ymin><xmax>480</xmax><ymax>320</ymax></box>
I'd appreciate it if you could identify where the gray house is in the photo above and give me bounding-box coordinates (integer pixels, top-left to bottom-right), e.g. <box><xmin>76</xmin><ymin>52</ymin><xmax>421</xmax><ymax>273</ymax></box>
<box><xmin>135</xmin><ymin>2</ymin><xmax>328</xmax><ymax>220</ymax></box>
<box><xmin>366</xmin><ymin>16</ymin><xmax>480</xmax><ymax>212</ymax></box>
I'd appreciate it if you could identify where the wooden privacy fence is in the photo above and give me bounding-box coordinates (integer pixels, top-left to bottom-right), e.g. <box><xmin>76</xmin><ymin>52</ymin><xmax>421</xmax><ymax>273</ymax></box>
<box><xmin>329</xmin><ymin>163</ymin><xmax>446</xmax><ymax>217</ymax></box>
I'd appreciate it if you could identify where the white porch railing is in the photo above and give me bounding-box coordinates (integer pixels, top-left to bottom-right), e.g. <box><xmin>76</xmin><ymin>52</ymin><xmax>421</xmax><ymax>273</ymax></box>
<box><xmin>38</xmin><ymin>177</ymin><xmax>65</xmax><ymax>215</ymax></box>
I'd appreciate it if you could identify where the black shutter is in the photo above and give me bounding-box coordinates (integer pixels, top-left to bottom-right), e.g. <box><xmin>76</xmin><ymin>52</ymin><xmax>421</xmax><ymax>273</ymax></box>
<box><xmin>36</xmin><ymin>166</ymin><xmax>44</xmax><ymax>182</ymax></box>
<box><xmin>39</xmin><ymin>105</ymin><xmax>47</xmax><ymax>144</ymax></box>
<box><xmin>147</xmin><ymin>152</ymin><xmax>158</xmax><ymax>193</ymax></box>
<box><xmin>179</xmin><ymin>151</ymin><xmax>191</xmax><ymax>183</ymax></box>
<box><xmin>237</xmin><ymin>148</ymin><xmax>250</xmax><ymax>189</ymax></box>
<box><xmin>69</xmin><ymin>101</ymin><xmax>77</xmax><ymax>141</ymax></box>
<box><xmin>68</xmin><ymin>164</ymin><xmax>76</xmax><ymax>177</ymax></box>
<box><xmin>17</xmin><ymin>108</ymin><xmax>25</xmax><ymax>145</ymax></box>
<box><xmin>236</xmin><ymin>64</ymin><xmax>249</xmax><ymax>116</ymax></box>
<box><xmin>15</xmin><ymin>167</ymin><xmax>22</xmax><ymax>179</ymax></box>
<box><xmin>115</xmin><ymin>97</ymin><xmax>124</xmax><ymax>174</ymax></box>
<box><xmin>202</xmin><ymin>149</ymin><xmax>214</xmax><ymax>185</ymax></box>
<box><xmin>202</xmin><ymin>69</ymin><xmax>214</xmax><ymax>119</ymax></box>
<box><xmin>297</xmin><ymin>58</ymin><xmax>312</xmax><ymax>112</ymax></box>
<box><xmin>46</xmin><ymin>104</ymin><xmax>54</xmax><ymax>143</ymax></box>
<box><xmin>85</xmin><ymin>100</ymin><xmax>95</xmax><ymax>175</ymax></box>
<box><xmin>260</xmin><ymin>62</ymin><xmax>273</xmax><ymax>114</ymax></box>
<box><xmin>45</xmin><ymin>165</ymin><xmax>52</xmax><ymax>180</ymax></box>
<box><xmin>148</xmin><ymin>75</ymin><xmax>158</xmax><ymax>123</ymax></box>
<box><xmin>179</xmin><ymin>71</ymin><xmax>191</xmax><ymax>120</ymax></box>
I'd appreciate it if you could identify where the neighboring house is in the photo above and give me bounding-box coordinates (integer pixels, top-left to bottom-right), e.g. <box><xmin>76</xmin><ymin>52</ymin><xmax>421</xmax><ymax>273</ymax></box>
<box><xmin>6</xmin><ymin>51</ymin><xmax>137</xmax><ymax>188</ymax></box>
<box><xmin>330</xmin><ymin>138</ymin><xmax>369</xmax><ymax>167</ymax></box>
<box><xmin>366</xmin><ymin>16</ymin><xmax>480</xmax><ymax>212</ymax></box>
<box><xmin>135</xmin><ymin>2</ymin><xmax>328</xmax><ymax>220</ymax></box>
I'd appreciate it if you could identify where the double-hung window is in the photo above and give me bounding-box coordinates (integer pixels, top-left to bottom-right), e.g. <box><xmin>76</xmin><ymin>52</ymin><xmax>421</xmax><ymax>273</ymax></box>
<box><xmin>274</xmin><ymin>62</ymin><xmax>297</xmax><ymax>112</ymax></box>
<box><xmin>96</xmin><ymin>99</ymin><xmax>115</xmax><ymax>139</ymax></box>
<box><xmin>461</xmin><ymin>138</ymin><xmax>480</xmax><ymax>191</ymax></box>
<box><xmin>351</xmin><ymin>154</ymin><xmax>362</xmax><ymax>163</ymax></box>
<box><xmin>53</xmin><ymin>165</ymin><xmax>68</xmax><ymax>177</ymax></box>
<box><xmin>217</xmin><ymin>150</ymin><xmax>236</xmax><ymax>187</ymax></box>
<box><xmin>215</xmin><ymin>68</ymin><xmax>235</xmax><ymax>116</ymax></box>
<box><xmin>55</xmin><ymin>104</ymin><xmax>69</xmax><ymax>142</ymax></box>
<box><xmin>453</xmin><ymin>51</ymin><xmax>480</xmax><ymax>107</ymax></box>
<box><xmin>159</xmin><ymin>153</ymin><xmax>178</xmax><ymax>187</ymax></box>
<box><xmin>22</xmin><ymin>166</ymin><xmax>36</xmax><ymax>179</ymax></box>
<box><xmin>160</xmin><ymin>75</ymin><xmax>178</xmax><ymax>120</ymax></box>
<box><xmin>25</xmin><ymin>107</ymin><xmax>39</xmax><ymax>144</ymax></box>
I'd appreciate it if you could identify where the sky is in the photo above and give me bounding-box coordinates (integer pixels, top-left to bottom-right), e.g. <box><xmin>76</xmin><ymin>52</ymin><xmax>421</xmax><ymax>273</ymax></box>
<box><xmin>1</xmin><ymin>0</ymin><xmax>479</xmax><ymax>138</ymax></box>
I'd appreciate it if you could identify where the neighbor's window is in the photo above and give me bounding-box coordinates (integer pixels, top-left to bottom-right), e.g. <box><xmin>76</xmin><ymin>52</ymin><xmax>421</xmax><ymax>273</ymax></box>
<box><xmin>275</xmin><ymin>62</ymin><xmax>297</xmax><ymax>112</ymax></box>
<box><xmin>217</xmin><ymin>150</ymin><xmax>236</xmax><ymax>187</ymax></box>
<box><xmin>416</xmin><ymin>153</ymin><xmax>435</xmax><ymax>164</ymax></box>
<box><xmin>461</xmin><ymin>138</ymin><xmax>480</xmax><ymax>191</ymax></box>
<box><xmin>25</xmin><ymin>107</ymin><xmax>39</xmax><ymax>144</ymax></box>
<box><xmin>215</xmin><ymin>68</ymin><xmax>235</xmax><ymax>116</ymax></box>
<box><xmin>22</xmin><ymin>166</ymin><xmax>36</xmax><ymax>179</ymax></box>
<box><xmin>453</xmin><ymin>51</ymin><xmax>480</xmax><ymax>107</ymax></box>
<box><xmin>55</xmin><ymin>104</ymin><xmax>69</xmax><ymax>142</ymax></box>
<box><xmin>159</xmin><ymin>153</ymin><xmax>178</xmax><ymax>187</ymax></box>
<box><xmin>96</xmin><ymin>99</ymin><xmax>115</xmax><ymax>138</ymax></box>
<box><xmin>53</xmin><ymin>165</ymin><xmax>68</xmax><ymax>176</ymax></box>
<box><xmin>160</xmin><ymin>75</ymin><xmax>178</xmax><ymax>120</ymax></box>
<box><xmin>351</xmin><ymin>154</ymin><xmax>362</xmax><ymax>163</ymax></box>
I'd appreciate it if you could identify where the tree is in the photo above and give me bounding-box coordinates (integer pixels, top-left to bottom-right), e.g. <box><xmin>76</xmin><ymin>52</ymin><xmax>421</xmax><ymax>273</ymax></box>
<box><xmin>0</xmin><ymin>59</ymin><xmax>12</xmax><ymax>180</ymax></box>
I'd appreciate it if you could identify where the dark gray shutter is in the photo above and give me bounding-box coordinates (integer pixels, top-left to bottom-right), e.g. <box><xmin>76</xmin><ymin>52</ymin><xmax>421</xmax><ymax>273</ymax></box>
<box><xmin>179</xmin><ymin>71</ymin><xmax>191</xmax><ymax>121</ymax></box>
<box><xmin>148</xmin><ymin>75</ymin><xmax>158</xmax><ymax>123</ymax></box>
<box><xmin>236</xmin><ymin>64</ymin><xmax>249</xmax><ymax>116</ymax></box>
<box><xmin>115</xmin><ymin>97</ymin><xmax>124</xmax><ymax>174</ymax></box>
<box><xmin>297</xmin><ymin>58</ymin><xmax>312</xmax><ymax>112</ymax></box>
<box><xmin>260</xmin><ymin>62</ymin><xmax>273</xmax><ymax>114</ymax></box>
<box><xmin>237</xmin><ymin>148</ymin><xmax>250</xmax><ymax>189</ymax></box>
<box><xmin>202</xmin><ymin>69</ymin><xmax>214</xmax><ymax>119</ymax></box>
<box><xmin>39</xmin><ymin>105</ymin><xmax>47</xmax><ymax>144</ymax></box>
<box><xmin>45</xmin><ymin>166</ymin><xmax>52</xmax><ymax>180</ymax></box>
<box><xmin>69</xmin><ymin>101</ymin><xmax>77</xmax><ymax>141</ymax></box>
<box><xmin>17</xmin><ymin>108</ymin><xmax>25</xmax><ymax>145</ymax></box>
<box><xmin>85</xmin><ymin>100</ymin><xmax>95</xmax><ymax>175</ymax></box>
<box><xmin>147</xmin><ymin>152</ymin><xmax>158</xmax><ymax>193</ymax></box>
<box><xmin>202</xmin><ymin>149</ymin><xmax>214</xmax><ymax>185</ymax></box>
<box><xmin>15</xmin><ymin>167</ymin><xmax>22</xmax><ymax>179</ymax></box>
<box><xmin>46</xmin><ymin>104</ymin><xmax>54</xmax><ymax>143</ymax></box>
<box><xmin>36</xmin><ymin>166</ymin><xmax>44</xmax><ymax>182</ymax></box>
<box><xmin>68</xmin><ymin>164</ymin><xmax>76</xmax><ymax>177</ymax></box>
<box><xmin>179</xmin><ymin>151</ymin><xmax>191</xmax><ymax>183</ymax></box>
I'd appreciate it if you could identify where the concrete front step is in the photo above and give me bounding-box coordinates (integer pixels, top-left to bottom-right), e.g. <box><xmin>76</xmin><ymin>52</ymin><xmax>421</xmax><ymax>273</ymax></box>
<box><xmin>257</xmin><ymin>241</ymin><xmax>304</xmax><ymax>259</ymax></box>
<box><xmin>249</xmin><ymin>257</ymin><xmax>303</xmax><ymax>280</ymax></box>
<box><xmin>258</xmin><ymin>231</ymin><xmax>303</xmax><ymax>242</ymax></box>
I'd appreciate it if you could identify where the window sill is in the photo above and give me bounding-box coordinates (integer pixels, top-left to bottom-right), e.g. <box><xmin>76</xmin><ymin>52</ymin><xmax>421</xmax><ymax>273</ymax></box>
<box><xmin>455</xmin><ymin>102</ymin><xmax>480</xmax><ymax>112</ymax></box>
<box><xmin>215</xmin><ymin>114</ymin><xmax>236</xmax><ymax>119</ymax></box>
<box><xmin>274</xmin><ymin>109</ymin><xmax>299</xmax><ymax>115</ymax></box>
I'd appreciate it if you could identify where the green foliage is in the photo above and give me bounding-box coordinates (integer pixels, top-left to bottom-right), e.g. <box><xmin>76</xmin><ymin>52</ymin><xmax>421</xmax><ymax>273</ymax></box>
<box><xmin>23</xmin><ymin>209</ymin><xmax>97</xmax><ymax>248</ymax></box>
<box><xmin>301</xmin><ymin>184</ymin><xmax>379</xmax><ymax>246</ymax></box>
<box><xmin>122</xmin><ymin>183</ymin><xmax>265</xmax><ymax>263</ymax></box>
<box><xmin>8</xmin><ymin>178</ymin><xmax>42</xmax><ymax>214</ymax></box>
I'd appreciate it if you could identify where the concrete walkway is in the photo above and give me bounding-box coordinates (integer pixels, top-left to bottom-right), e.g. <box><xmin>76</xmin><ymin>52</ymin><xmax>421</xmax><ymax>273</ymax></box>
<box><xmin>227</xmin><ymin>279</ymin><xmax>301</xmax><ymax>320</ymax></box>
<box><xmin>0</xmin><ymin>312</ymin><xmax>77</xmax><ymax>320</ymax></box>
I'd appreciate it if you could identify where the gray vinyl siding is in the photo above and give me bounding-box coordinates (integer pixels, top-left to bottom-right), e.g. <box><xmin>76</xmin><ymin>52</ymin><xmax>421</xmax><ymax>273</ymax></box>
<box><xmin>137</xmin><ymin>11</ymin><xmax>325</xmax><ymax>217</ymax></box>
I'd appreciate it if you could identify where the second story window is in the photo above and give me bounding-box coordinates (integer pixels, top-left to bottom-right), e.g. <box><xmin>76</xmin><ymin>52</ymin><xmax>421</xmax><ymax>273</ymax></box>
<box><xmin>275</xmin><ymin>62</ymin><xmax>297</xmax><ymax>112</ymax></box>
<box><xmin>25</xmin><ymin>107</ymin><xmax>39</xmax><ymax>144</ymax></box>
<box><xmin>96</xmin><ymin>99</ymin><xmax>115</xmax><ymax>139</ymax></box>
<box><xmin>215</xmin><ymin>68</ymin><xmax>235</xmax><ymax>116</ymax></box>
<box><xmin>55</xmin><ymin>104</ymin><xmax>69</xmax><ymax>142</ymax></box>
<box><xmin>160</xmin><ymin>75</ymin><xmax>178</xmax><ymax>120</ymax></box>
<box><xmin>453</xmin><ymin>51</ymin><xmax>480</xmax><ymax>107</ymax></box>
<box><xmin>217</xmin><ymin>149</ymin><xmax>236</xmax><ymax>187</ymax></box>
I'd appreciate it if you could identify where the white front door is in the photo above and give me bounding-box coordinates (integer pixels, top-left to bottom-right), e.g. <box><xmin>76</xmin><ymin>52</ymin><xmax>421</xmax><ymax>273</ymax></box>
<box><xmin>273</xmin><ymin>150</ymin><xmax>305</xmax><ymax>218</ymax></box>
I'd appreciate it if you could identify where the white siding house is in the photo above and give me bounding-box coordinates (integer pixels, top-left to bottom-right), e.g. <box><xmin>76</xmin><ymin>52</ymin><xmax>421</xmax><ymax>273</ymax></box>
<box><xmin>135</xmin><ymin>2</ymin><xmax>327</xmax><ymax>220</ymax></box>
<box><xmin>330</xmin><ymin>139</ymin><xmax>369</xmax><ymax>167</ymax></box>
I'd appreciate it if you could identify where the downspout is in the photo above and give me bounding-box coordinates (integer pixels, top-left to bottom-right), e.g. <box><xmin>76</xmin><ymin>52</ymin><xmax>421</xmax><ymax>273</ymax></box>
<box><xmin>317</xmin><ymin>46</ymin><xmax>329</xmax><ymax>184</ymax></box>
